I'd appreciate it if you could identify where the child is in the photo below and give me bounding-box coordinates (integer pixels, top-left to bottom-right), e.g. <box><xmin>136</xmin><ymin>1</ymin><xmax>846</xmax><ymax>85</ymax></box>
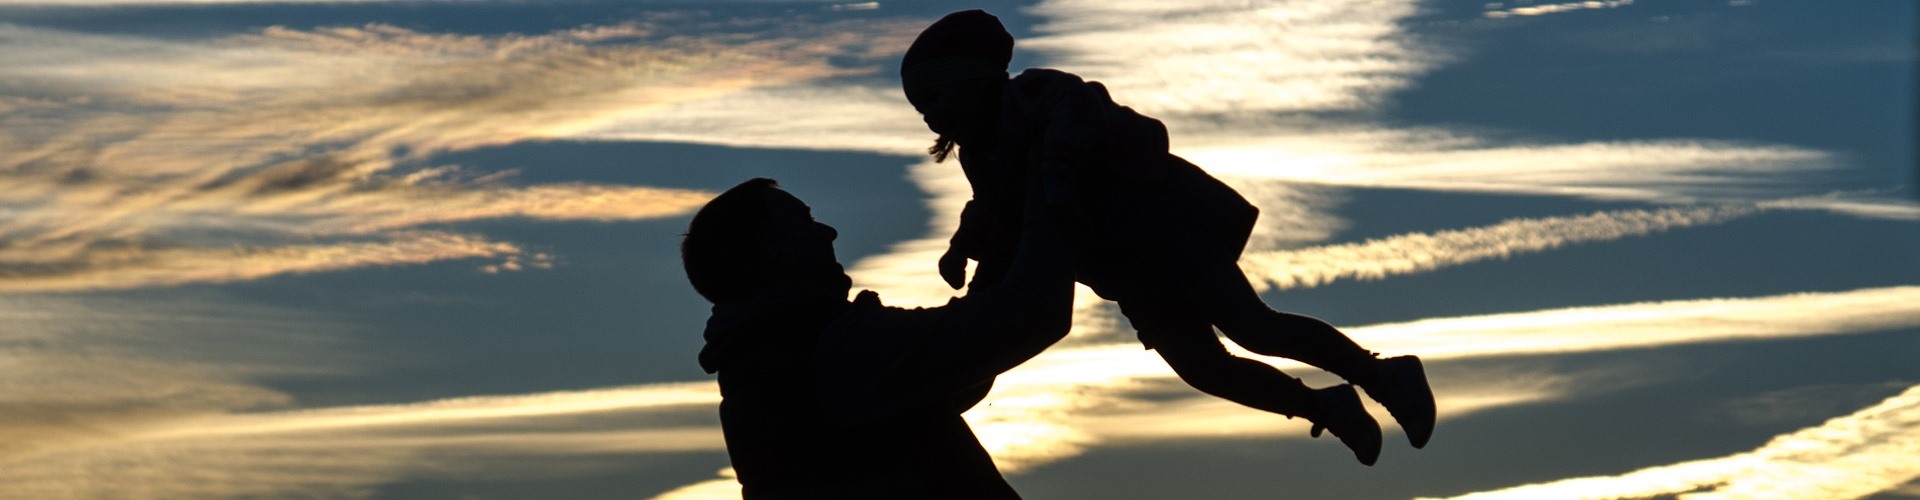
<box><xmin>900</xmin><ymin>10</ymin><xmax>1434</xmax><ymax>466</ymax></box>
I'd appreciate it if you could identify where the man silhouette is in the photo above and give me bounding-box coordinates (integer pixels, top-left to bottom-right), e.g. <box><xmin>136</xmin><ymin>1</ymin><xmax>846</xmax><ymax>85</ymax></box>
<box><xmin>682</xmin><ymin>175</ymin><xmax>1073</xmax><ymax>499</ymax></box>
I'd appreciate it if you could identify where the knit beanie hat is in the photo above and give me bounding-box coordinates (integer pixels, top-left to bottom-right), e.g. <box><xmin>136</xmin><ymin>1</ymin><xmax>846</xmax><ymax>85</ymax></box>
<box><xmin>900</xmin><ymin>9</ymin><xmax>1013</xmax><ymax>107</ymax></box>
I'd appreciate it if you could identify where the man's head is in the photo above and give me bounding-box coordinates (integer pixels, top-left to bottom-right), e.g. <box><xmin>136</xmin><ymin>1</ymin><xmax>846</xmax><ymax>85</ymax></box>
<box><xmin>682</xmin><ymin>178</ymin><xmax>846</xmax><ymax>303</ymax></box>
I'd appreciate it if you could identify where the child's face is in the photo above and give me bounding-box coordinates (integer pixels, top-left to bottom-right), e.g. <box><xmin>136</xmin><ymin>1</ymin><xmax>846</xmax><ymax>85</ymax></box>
<box><xmin>914</xmin><ymin>80</ymin><xmax>989</xmax><ymax>145</ymax></box>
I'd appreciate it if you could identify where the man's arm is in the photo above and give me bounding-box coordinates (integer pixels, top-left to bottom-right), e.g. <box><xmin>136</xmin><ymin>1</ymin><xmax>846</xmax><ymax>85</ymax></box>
<box><xmin>815</xmin><ymin>171</ymin><xmax>1075</xmax><ymax>422</ymax></box>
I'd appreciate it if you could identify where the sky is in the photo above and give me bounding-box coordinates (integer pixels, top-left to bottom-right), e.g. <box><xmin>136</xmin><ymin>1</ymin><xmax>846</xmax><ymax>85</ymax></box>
<box><xmin>0</xmin><ymin>0</ymin><xmax>1915</xmax><ymax>498</ymax></box>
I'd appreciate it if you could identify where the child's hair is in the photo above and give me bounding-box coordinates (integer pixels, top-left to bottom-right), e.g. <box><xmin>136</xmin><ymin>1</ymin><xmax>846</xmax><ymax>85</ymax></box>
<box><xmin>681</xmin><ymin>178</ymin><xmax>781</xmax><ymax>302</ymax></box>
<box><xmin>929</xmin><ymin>136</ymin><xmax>957</xmax><ymax>163</ymax></box>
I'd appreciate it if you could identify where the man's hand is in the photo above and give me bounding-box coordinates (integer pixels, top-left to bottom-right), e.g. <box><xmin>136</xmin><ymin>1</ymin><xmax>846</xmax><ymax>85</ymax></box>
<box><xmin>939</xmin><ymin>247</ymin><xmax>970</xmax><ymax>290</ymax></box>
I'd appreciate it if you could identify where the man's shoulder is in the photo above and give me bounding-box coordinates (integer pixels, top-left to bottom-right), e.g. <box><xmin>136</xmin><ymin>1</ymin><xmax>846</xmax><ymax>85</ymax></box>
<box><xmin>812</xmin><ymin>290</ymin><xmax>965</xmax><ymax>421</ymax></box>
<box><xmin>830</xmin><ymin>290</ymin><xmax>956</xmax><ymax>329</ymax></box>
<box><xmin>821</xmin><ymin>290</ymin><xmax>979</xmax><ymax>360</ymax></box>
<box><xmin>1013</xmin><ymin>67</ymin><xmax>1081</xmax><ymax>82</ymax></box>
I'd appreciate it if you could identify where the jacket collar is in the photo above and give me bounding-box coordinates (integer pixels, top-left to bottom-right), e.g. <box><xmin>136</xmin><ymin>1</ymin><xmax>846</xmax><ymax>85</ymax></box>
<box><xmin>698</xmin><ymin>280</ymin><xmax>851</xmax><ymax>374</ymax></box>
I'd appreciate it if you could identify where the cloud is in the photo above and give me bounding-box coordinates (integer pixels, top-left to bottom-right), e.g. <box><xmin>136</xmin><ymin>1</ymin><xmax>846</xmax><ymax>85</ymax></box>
<box><xmin>1020</xmin><ymin>0</ymin><xmax>1840</xmax><ymax>204</ymax></box>
<box><xmin>653</xmin><ymin>470</ymin><xmax>744</xmax><ymax>500</ymax></box>
<box><xmin>1483</xmin><ymin>0</ymin><xmax>1636</xmax><ymax>19</ymax></box>
<box><xmin>1240</xmin><ymin>204</ymin><xmax>1758</xmax><ymax>291</ymax></box>
<box><xmin>0</xmin><ymin>293</ymin><xmax>725</xmax><ymax>497</ymax></box>
<box><xmin>1022</xmin><ymin>0</ymin><xmax>1442</xmax><ymax>116</ymax></box>
<box><xmin>0</xmin><ymin>0</ymin><xmax>453</xmax><ymax>4</ymax></box>
<box><xmin>1709</xmin><ymin>381</ymin><xmax>1917</xmax><ymax>426</ymax></box>
<box><xmin>0</xmin><ymin>231</ymin><xmax>522</xmax><ymax>293</ymax></box>
<box><xmin>966</xmin><ymin>286</ymin><xmax>1920</xmax><ymax>471</ymax></box>
<box><xmin>0</xmin><ymin>294</ymin><xmax>354</xmax><ymax>469</ymax></box>
<box><xmin>580</xmin><ymin>84</ymin><xmax>930</xmax><ymax>155</ymax></box>
<box><xmin>0</xmin><ymin>379</ymin><xmax>725</xmax><ymax>499</ymax></box>
<box><xmin>0</xmin><ymin>0</ymin><xmax>859</xmax><ymax>6</ymax></box>
<box><xmin>0</xmin><ymin>15</ymin><xmax>916</xmax><ymax>291</ymax></box>
<box><xmin>579</xmin><ymin>0</ymin><xmax>1858</xmax><ymax>304</ymax></box>
<box><xmin>598</xmin><ymin>0</ymin><xmax>1902</xmax><ymax>493</ymax></box>
<box><xmin>144</xmin><ymin>381</ymin><xmax>720</xmax><ymax>439</ymax></box>
<box><xmin>280</xmin><ymin>183</ymin><xmax>718</xmax><ymax>234</ymax></box>
<box><xmin>652</xmin><ymin>285</ymin><xmax>1920</xmax><ymax>497</ymax></box>
<box><xmin>1178</xmin><ymin>131</ymin><xmax>1836</xmax><ymax>203</ymax></box>
<box><xmin>3</xmin><ymin>0</ymin><xmax>1898</xmax><ymax>497</ymax></box>
<box><xmin>1358</xmin><ymin>286</ymin><xmax>1920</xmax><ymax>361</ymax></box>
<box><xmin>9</xmin><ymin>282</ymin><xmax>1914</xmax><ymax>499</ymax></box>
<box><xmin>1431</xmin><ymin>382</ymin><xmax>1920</xmax><ymax>500</ymax></box>
<box><xmin>1757</xmin><ymin>195</ymin><xmax>1920</xmax><ymax>221</ymax></box>
<box><xmin>0</xmin><ymin>291</ymin><xmax>720</xmax><ymax>498</ymax></box>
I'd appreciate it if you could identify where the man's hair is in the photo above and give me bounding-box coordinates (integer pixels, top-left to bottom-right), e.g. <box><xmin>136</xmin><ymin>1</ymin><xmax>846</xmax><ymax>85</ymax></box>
<box><xmin>682</xmin><ymin>178</ymin><xmax>781</xmax><ymax>303</ymax></box>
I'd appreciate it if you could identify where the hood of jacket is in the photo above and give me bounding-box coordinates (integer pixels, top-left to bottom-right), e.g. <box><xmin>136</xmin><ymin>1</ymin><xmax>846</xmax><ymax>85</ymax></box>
<box><xmin>698</xmin><ymin>280</ymin><xmax>854</xmax><ymax>374</ymax></box>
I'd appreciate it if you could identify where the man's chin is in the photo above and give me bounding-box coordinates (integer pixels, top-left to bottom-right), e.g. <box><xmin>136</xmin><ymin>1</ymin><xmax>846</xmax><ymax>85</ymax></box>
<box><xmin>808</xmin><ymin>265</ymin><xmax>851</xmax><ymax>293</ymax></box>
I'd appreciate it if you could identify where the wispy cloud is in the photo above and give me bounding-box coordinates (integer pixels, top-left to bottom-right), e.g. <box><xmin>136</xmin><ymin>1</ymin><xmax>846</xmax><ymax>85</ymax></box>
<box><xmin>597</xmin><ymin>0</ymin><xmax>1904</xmax><ymax>494</ymax></box>
<box><xmin>580</xmin><ymin>84</ymin><xmax>930</xmax><ymax>155</ymax></box>
<box><xmin>0</xmin><ymin>273</ymin><xmax>701</xmax><ymax>497</ymax></box>
<box><xmin>1023</xmin><ymin>0</ymin><xmax>1441</xmax><ymax>115</ymax></box>
<box><xmin>0</xmin><ymin>15</ymin><xmax>915</xmax><ymax>290</ymax></box>
<box><xmin>582</xmin><ymin>0</ymin><xmax>1861</xmax><ymax>316</ymax></box>
<box><xmin>0</xmin><ymin>374</ymin><xmax>723</xmax><ymax>498</ymax></box>
<box><xmin>1240</xmin><ymin>205</ymin><xmax>1758</xmax><ymax>291</ymax></box>
<box><xmin>0</xmin><ymin>294</ymin><xmax>354</xmax><ymax>466</ymax></box>
<box><xmin>0</xmin><ymin>295</ymin><xmax>714</xmax><ymax>495</ymax></box>
<box><xmin>1432</xmin><ymin>382</ymin><xmax>1920</xmax><ymax>500</ymax></box>
<box><xmin>9</xmin><ymin>284</ymin><xmax>1914</xmax><ymax>498</ymax></box>
<box><xmin>653</xmin><ymin>471</ymin><xmax>745</xmax><ymax>500</ymax></box>
<box><xmin>1368</xmin><ymin>286</ymin><xmax>1920</xmax><ymax>360</ymax></box>
<box><xmin>143</xmin><ymin>381</ymin><xmax>720</xmax><ymax>440</ymax></box>
<box><xmin>1019</xmin><ymin>0</ymin><xmax>1841</xmax><ymax>204</ymax></box>
<box><xmin>1482</xmin><ymin>0</ymin><xmax>1636</xmax><ymax>19</ymax></box>
<box><xmin>1179</xmin><ymin>132</ymin><xmax>1836</xmax><ymax>203</ymax></box>
<box><xmin>0</xmin><ymin>231</ymin><xmax>520</xmax><ymax>292</ymax></box>
<box><xmin>647</xmin><ymin>285</ymin><xmax>1920</xmax><ymax>498</ymax></box>
<box><xmin>0</xmin><ymin>0</ymin><xmax>469</xmax><ymax>4</ymax></box>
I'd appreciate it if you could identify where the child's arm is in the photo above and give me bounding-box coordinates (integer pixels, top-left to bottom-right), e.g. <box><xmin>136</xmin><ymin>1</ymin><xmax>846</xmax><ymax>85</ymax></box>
<box><xmin>939</xmin><ymin>199</ymin><xmax>989</xmax><ymax>290</ymax></box>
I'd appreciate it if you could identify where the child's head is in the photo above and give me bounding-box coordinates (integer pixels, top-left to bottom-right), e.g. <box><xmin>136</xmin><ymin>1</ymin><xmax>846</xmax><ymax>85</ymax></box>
<box><xmin>902</xmin><ymin>10</ymin><xmax>1013</xmax><ymax>161</ymax></box>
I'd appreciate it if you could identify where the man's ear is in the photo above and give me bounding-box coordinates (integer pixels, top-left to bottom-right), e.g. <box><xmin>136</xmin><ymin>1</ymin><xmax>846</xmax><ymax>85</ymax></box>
<box><xmin>759</xmin><ymin>230</ymin><xmax>797</xmax><ymax>265</ymax></box>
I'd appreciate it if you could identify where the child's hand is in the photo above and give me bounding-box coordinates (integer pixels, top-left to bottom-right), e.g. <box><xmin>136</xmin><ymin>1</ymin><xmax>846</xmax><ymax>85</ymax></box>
<box><xmin>939</xmin><ymin>247</ymin><xmax>970</xmax><ymax>290</ymax></box>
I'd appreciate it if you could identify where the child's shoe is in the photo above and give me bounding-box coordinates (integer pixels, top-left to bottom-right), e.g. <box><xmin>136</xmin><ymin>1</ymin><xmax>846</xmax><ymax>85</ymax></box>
<box><xmin>1364</xmin><ymin>355</ymin><xmax>1435</xmax><ymax>449</ymax></box>
<box><xmin>1309</xmin><ymin>384</ymin><xmax>1382</xmax><ymax>466</ymax></box>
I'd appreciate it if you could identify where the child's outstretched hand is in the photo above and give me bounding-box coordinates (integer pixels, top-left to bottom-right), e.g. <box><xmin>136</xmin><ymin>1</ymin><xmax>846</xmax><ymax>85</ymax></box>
<box><xmin>938</xmin><ymin>247</ymin><xmax>970</xmax><ymax>290</ymax></box>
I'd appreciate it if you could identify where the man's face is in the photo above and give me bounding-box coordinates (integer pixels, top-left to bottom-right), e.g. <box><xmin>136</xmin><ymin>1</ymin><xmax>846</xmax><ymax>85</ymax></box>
<box><xmin>756</xmin><ymin>188</ymin><xmax>845</xmax><ymax>284</ymax></box>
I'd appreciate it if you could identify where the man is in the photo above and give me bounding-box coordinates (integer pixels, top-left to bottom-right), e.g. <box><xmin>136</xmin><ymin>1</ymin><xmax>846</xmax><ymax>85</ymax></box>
<box><xmin>681</xmin><ymin>174</ymin><xmax>1073</xmax><ymax>499</ymax></box>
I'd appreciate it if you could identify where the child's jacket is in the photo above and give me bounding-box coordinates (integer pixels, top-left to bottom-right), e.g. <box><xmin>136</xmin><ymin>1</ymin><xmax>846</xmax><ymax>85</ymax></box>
<box><xmin>952</xmin><ymin>68</ymin><xmax>1259</xmax><ymax>302</ymax></box>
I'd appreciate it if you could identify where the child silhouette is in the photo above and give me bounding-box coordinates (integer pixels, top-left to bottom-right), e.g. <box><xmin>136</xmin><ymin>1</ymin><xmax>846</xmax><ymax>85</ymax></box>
<box><xmin>901</xmin><ymin>10</ymin><xmax>1435</xmax><ymax>466</ymax></box>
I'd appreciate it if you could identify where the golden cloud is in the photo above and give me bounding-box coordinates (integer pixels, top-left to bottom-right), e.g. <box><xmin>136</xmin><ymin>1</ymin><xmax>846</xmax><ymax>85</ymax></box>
<box><xmin>1434</xmin><ymin>382</ymin><xmax>1920</xmax><ymax>499</ymax></box>
<box><xmin>0</xmin><ymin>15</ymin><xmax>918</xmax><ymax>291</ymax></box>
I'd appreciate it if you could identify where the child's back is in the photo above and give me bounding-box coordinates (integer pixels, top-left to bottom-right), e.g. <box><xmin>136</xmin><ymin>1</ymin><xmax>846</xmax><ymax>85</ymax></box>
<box><xmin>953</xmin><ymin>68</ymin><xmax>1259</xmax><ymax>302</ymax></box>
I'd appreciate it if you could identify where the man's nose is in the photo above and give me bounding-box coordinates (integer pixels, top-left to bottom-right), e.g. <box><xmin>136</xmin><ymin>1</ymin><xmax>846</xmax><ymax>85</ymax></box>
<box><xmin>818</xmin><ymin>222</ymin><xmax>838</xmax><ymax>240</ymax></box>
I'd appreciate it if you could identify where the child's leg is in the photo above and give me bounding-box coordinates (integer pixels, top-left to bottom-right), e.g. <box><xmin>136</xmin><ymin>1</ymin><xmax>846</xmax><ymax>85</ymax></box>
<box><xmin>1148</xmin><ymin>317</ymin><xmax>1316</xmax><ymax>417</ymax></box>
<box><xmin>1191</xmin><ymin>263</ymin><xmax>1381</xmax><ymax>387</ymax></box>
<box><xmin>1120</xmin><ymin>300</ymin><xmax>1381</xmax><ymax>465</ymax></box>
<box><xmin>1189</xmin><ymin>262</ymin><xmax>1437</xmax><ymax>448</ymax></box>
